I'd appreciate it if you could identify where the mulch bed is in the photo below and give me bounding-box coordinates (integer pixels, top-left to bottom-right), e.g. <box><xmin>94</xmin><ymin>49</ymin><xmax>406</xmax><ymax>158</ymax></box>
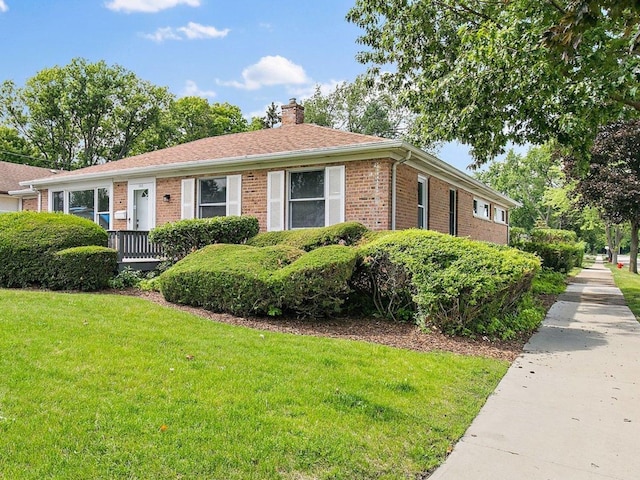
<box><xmin>115</xmin><ymin>289</ymin><xmax>555</xmax><ymax>362</ymax></box>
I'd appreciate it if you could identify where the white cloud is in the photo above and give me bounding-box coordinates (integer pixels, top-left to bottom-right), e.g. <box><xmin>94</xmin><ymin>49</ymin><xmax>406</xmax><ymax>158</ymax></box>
<box><xmin>0</xmin><ymin>1</ymin><xmax>8</xmax><ymax>13</ymax></box>
<box><xmin>181</xmin><ymin>80</ymin><xmax>216</xmax><ymax>99</ymax></box>
<box><xmin>289</xmin><ymin>80</ymin><xmax>344</xmax><ymax>101</ymax></box>
<box><xmin>217</xmin><ymin>55</ymin><xmax>311</xmax><ymax>91</ymax></box>
<box><xmin>105</xmin><ymin>0</ymin><xmax>200</xmax><ymax>13</ymax></box>
<box><xmin>142</xmin><ymin>26</ymin><xmax>182</xmax><ymax>42</ymax></box>
<box><xmin>142</xmin><ymin>22</ymin><xmax>229</xmax><ymax>42</ymax></box>
<box><xmin>177</xmin><ymin>22</ymin><xmax>229</xmax><ymax>39</ymax></box>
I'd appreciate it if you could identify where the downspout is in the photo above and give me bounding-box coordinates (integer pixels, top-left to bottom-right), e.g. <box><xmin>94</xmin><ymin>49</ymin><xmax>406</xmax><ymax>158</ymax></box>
<box><xmin>391</xmin><ymin>150</ymin><xmax>412</xmax><ymax>231</ymax></box>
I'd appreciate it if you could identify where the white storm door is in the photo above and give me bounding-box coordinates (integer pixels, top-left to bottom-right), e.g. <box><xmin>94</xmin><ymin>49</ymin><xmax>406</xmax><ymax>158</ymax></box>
<box><xmin>127</xmin><ymin>180</ymin><xmax>156</xmax><ymax>231</ymax></box>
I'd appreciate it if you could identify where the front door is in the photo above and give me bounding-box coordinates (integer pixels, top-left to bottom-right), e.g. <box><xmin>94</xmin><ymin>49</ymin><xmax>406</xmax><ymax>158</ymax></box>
<box><xmin>127</xmin><ymin>180</ymin><xmax>155</xmax><ymax>231</ymax></box>
<box><xmin>133</xmin><ymin>188</ymin><xmax>150</xmax><ymax>231</ymax></box>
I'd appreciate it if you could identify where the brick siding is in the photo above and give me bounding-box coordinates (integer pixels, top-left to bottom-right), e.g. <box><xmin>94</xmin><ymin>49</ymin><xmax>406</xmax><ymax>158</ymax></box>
<box><xmin>21</xmin><ymin>197</ymin><xmax>38</xmax><ymax>211</ymax></box>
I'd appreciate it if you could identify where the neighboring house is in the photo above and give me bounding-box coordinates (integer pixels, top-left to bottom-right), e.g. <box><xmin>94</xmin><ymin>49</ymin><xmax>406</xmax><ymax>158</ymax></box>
<box><xmin>14</xmin><ymin>99</ymin><xmax>518</xmax><ymax>245</ymax></box>
<box><xmin>0</xmin><ymin>161</ymin><xmax>56</xmax><ymax>213</ymax></box>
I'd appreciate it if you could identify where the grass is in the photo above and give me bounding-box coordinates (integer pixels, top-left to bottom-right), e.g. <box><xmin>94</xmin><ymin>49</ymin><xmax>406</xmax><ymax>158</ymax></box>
<box><xmin>0</xmin><ymin>289</ymin><xmax>507</xmax><ymax>479</ymax></box>
<box><xmin>607</xmin><ymin>263</ymin><xmax>640</xmax><ymax>320</ymax></box>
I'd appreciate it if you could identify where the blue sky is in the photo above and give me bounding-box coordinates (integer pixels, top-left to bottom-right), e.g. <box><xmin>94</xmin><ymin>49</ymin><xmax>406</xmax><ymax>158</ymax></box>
<box><xmin>0</xmin><ymin>0</ymin><xmax>509</xmax><ymax>172</ymax></box>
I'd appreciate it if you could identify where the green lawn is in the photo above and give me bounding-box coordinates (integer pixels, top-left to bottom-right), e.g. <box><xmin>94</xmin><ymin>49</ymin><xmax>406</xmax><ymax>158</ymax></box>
<box><xmin>608</xmin><ymin>264</ymin><xmax>640</xmax><ymax>320</ymax></box>
<box><xmin>0</xmin><ymin>289</ymin><xmax>507</xmax><ymax>479</ymax></box>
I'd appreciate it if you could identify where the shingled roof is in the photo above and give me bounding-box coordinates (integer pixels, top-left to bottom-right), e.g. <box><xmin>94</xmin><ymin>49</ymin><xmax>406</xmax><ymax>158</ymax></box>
<box><xmin>25</xmin><ymin>124</ymin><xmax>391</xmax><ymax>185</ymax></box>
<box><xmin>0</xmin><ymin>161</ymin><xmax>56</xmax><ymax>194</ymax></box>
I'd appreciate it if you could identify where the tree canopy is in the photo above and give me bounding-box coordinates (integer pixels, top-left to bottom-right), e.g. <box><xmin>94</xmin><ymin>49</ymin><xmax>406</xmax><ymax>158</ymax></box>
<box><xmin>303</xmin><ymin>77</ymin><xmax>417</xmax><ymax>141</ymax></box>
<box><xmin>347</xmin><ymin>1</ymin><xmax>640</xmax><ymax>166</ymax></box>
<box><xmin>567</xmin><ymin>120</ymin><xmax>640</xmax><ymax>272</ymax></box>
<box><xmin>0</xmin><ymin>58</ymin><xmax>173</xmax><ymax>170</ymax></box>
<box><xmin>0</xmin><ymin>58</ymin><xmax>258</xmax><ymax>170</ymax></box>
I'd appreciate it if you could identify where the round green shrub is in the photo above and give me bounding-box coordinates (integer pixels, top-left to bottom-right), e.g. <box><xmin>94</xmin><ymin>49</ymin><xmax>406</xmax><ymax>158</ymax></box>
<box><xmin>159</xmin><ymin>243</ymin><xmax>358</xmax><ymax>318</ymax></box>
<box><xmin>50</xmin><ymin>246</ymin><xmax>118</xmax><ymax>291</ymax></box>
<box><xmin>354</xmin><ymin>229</ymin><xmax>541</xmax><ymax>337</ymax></box>
<box><xmin>0</xmin><ymin>212</ymin><xmax>108</xmax><ymax>288</ymax></box>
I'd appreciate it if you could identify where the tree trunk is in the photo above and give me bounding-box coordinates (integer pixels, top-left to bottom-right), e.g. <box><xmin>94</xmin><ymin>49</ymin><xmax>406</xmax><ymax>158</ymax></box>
<box><xmin>630</xmin><ymin>220</ymin><xmax>639</xmax><ymax>274</ymax></box>
<box><xmin>606</xmin><ymin>223</ymin><xmax>623</xmax><ymax>264</ymax></box>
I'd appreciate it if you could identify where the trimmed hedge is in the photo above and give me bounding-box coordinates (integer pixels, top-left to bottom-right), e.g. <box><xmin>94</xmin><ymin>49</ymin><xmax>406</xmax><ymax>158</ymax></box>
<box><xmin>530</xmin><ymin>228</ymin><xmax>578</xmax><ymax>244</ymax></box>
<box><xmin>353</xmin><ymin>230</ymin><xmax>540</xmax><ymax>337</ymax></box>
<box><xmin>149</xmin><ymin>216</ymin><xmax>259</xmax><ymax>263</ymax></box>
<box><xmin>0</xmin><ymin>212</ymin><xmax>108</xmax><ymax>288</ymax></box>
<box><xmin>274</xmin><ymin>245</ymin><xmax>358</xmax><ymax>317</ymax></box>
<box><xmin>247</xmin><ymin>222</ymin><xmax>368</xmax><ymax>251</ymax></box>
<box><xmin>159</xmin><ymin>244</ymin><xmax>357</xmax><ymax>318</ymax></box>
<box><xmin>50</xmin><ymin>246</ymin><xmax>118</xmax><ymax>291</ymax></box>
<box><xmin>517</xmin><ymin>241</ymin><xmax>584</xmax><ymax>273</ymax></box>
<box><xmin>511</xmin><ymin>228</ymin><xmax>584</xmax><ymax>273</ymax></box>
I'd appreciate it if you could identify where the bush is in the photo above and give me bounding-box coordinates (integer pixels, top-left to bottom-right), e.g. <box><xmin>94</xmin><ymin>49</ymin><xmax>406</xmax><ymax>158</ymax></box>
<box><xmin>511</xmin><ymin>228</ymin><xmax>584</xmax><ymax>273</ymax></box>
<box><xmin>518</xmin><ymin>241</ymin><xmax>584</xmax><ymax>273</ymax></box>
<box><xmin>158</xmin><ymin>244</ymin><xmax>357</xmax><ymax>318</ymax></box>
<box><xmin>49</xmin><ymin>246</ymin><xmax>118</xmax><ymax>291</ymax></box>
<box><xmin>149</xmin><ymin>216</ymin><xmax>259</xmax><ymax>263</ymax></box>
<box><xmin>274</xmin><ymin>245</ymin><xmax>358</xmax><ymax>318</ymax></box>
<box><xmin>159</xmin><ymin>244</ymin><xmax>304</xmax><ymax>316</ymax></box>
<box><xmin>247</xmin><ymin>222</ymin><xmax>369</xmax><ymax>251</ymax></box>
<box><xmin>353</xmin><ymin>230</ymin><xmax>541</xmax><ymax>337</ymax></box>
<box><xmin>0</xmin><ymin>212</ymin><xmax>108</xmax><ymax>288</ymax></box>
<box><xmin>530</xmin><ymin>228</ymin><xmax>578</xmax><ymax>244</ymax></box>
<box><xmin>109</xmin><ymin>267</ymin><xmax>144</xmax><ymax>289</ymax></box>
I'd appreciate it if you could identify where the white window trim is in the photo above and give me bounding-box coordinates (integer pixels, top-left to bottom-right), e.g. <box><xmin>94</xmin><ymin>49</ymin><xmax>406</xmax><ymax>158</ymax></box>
<box><xmin>418</xmin><ymin>175</ymin><xmax>428</xmax><ymax>229</ymax></box>
<box><xmin>494</xmin><ymin>206</ymin><xmax>507</xmax><ymax>224</ymax></box>
<box><xmin>287</xmin><ymin>167</ymin><xmax>326</xmax><ymax>230</ymax></box>
<box><xmin>473</xmin><ymin>197</ymin><xmax>491</xmax><ymax>221</ymax></box>
<box><xmin>49</xmin><ymin>183</ymin><xmax>113</xmax><ymax>230</ymax></box>
<box><xmin>198</xmin><ymin>176</ymin><xmax>227</xmax><ymax>218</ymax></box>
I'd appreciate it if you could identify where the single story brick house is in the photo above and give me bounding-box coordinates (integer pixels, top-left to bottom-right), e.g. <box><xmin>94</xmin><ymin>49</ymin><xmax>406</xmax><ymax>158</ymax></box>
<box><xmin>15</xmin><ymin>99</ymin><xmax>517</xmax><ymax>245</ymax></box>
<box><xmin>0</xmin><ymin>161</ymin><xmax>57</xmax><ymax>213</ymax></box>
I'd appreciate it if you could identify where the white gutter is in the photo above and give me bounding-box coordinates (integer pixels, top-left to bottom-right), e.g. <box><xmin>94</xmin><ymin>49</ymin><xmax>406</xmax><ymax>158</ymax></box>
<box><xmin>7</xmin><ymin>188</ymin><xmax>38</xmax><ymax>197</ymax></box>
<box><xmin>391</xmin><ymin>150</ymin><xmax>412</xmax><ymax>230</ymax></box>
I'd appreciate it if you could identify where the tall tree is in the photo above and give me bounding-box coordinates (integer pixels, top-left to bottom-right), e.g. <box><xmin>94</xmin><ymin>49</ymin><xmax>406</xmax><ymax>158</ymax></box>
<box><xmin>0</xmin><ymin>125</ymin><xmax>44</xmax><ymax>167</ymax></box>
<box><xmin>132</xmin><ymin>97</ymin><xmax>250</xmax><ymax>154</ymax></box>
<box><xmin>303</xmin><ymin>76</ymin><xmax>416</xmax><ymax>140</ymax></box>
<box><xmin>567</xmin><ymin>120</ymin><xmax>640</xmax><ymax>273</ymax></box>
<box><xmin>262</xmin><ymin>102</ymin><xmax>281</xmax><ymax>129</ymax></box>
<box><xmin>347</xmin><ymin>1</ymin><xmax>640</xmax><ymax>166</ymax></box>
<box><xmin>0</xmin><ymin>58</ymin><xmax>173</xmax><ymax>170</ymax></box>
<box><xmin>476</xmin><ymin>145</ymin><xmax>571</xmax><ymax>230</ymax></box>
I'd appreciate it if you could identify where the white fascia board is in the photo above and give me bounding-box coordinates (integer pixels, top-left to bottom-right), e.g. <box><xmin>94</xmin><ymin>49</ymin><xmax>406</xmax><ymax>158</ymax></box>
<box><xmin>21</xmin><ymin>141</ymin><xmax>402</xmax><ymax>188</ymax></box>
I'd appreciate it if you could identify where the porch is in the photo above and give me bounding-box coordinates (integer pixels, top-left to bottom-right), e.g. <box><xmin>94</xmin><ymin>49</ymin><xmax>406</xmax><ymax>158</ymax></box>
<box><xmin>107</xmin><ymin>230</ymin><xmax>165</xmax><ymax>271</ymax></box>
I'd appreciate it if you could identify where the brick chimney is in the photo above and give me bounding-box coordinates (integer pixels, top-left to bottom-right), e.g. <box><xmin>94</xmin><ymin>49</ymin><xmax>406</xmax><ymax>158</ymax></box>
<box><xmin>281</xmin><ymin>98</ymin><xmax>305</xmax><ymax>126</ymax></box>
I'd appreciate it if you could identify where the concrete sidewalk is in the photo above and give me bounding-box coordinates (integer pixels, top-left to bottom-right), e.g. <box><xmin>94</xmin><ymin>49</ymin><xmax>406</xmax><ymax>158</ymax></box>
<box><xmin>429</xmin><ymin>257</ymin><xmax>640</xmax><ymax>480</ymax></box>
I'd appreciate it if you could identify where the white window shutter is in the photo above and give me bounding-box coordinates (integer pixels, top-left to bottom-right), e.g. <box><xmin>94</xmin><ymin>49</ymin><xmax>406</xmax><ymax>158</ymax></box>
<box><xmin>267</xmin><ymin>170</ymin><xmax>285</xmax><ymax>231</ymax></box>
<box><xmin>226</xmin><ymin>174</ymin><xmax>242</xmax><ymax>216</ymax></box>
<box><xmin>325</xmin><ymin>165</ymin><xmax>345</xmax><ymax>226</ymax></box>
<box><xmin>181</xmin><ymin>178</ymin><xmax>195</xmax><ymax>219</ymax></box>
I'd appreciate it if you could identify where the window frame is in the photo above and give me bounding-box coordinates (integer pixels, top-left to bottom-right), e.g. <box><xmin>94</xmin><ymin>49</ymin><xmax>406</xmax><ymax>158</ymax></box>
<box><xmin>287</xmin><ymin>168</ymin><xmax>326</xmax><ymax>230</ymax></box>
<box><xmin>50</xmin><ymin>185</ymin><xmax>112</xmax><ymax>229</ymax></box>
<box><xmin>449</xmin><ymin>188</ymin><xmax>457</xmax><ymax>236</ymax></box>
<box><xmin>494</xmin><ymin>206</ymin><xmax>507</xmax><ymax>224</ymax></box>
<box><xmin>198</xmin><ymin>176</ymin><xmax>227</xmax><ymax>219</ymax></box>
<box><xmin>473</xmin><ymin>197</ymin><xmax>491</xmax><ymax>221</ymax></box>
<box><xmin>417</xmin><ymin>175</ymin><xmax>428</xmax><ymax>229</ymax></box>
